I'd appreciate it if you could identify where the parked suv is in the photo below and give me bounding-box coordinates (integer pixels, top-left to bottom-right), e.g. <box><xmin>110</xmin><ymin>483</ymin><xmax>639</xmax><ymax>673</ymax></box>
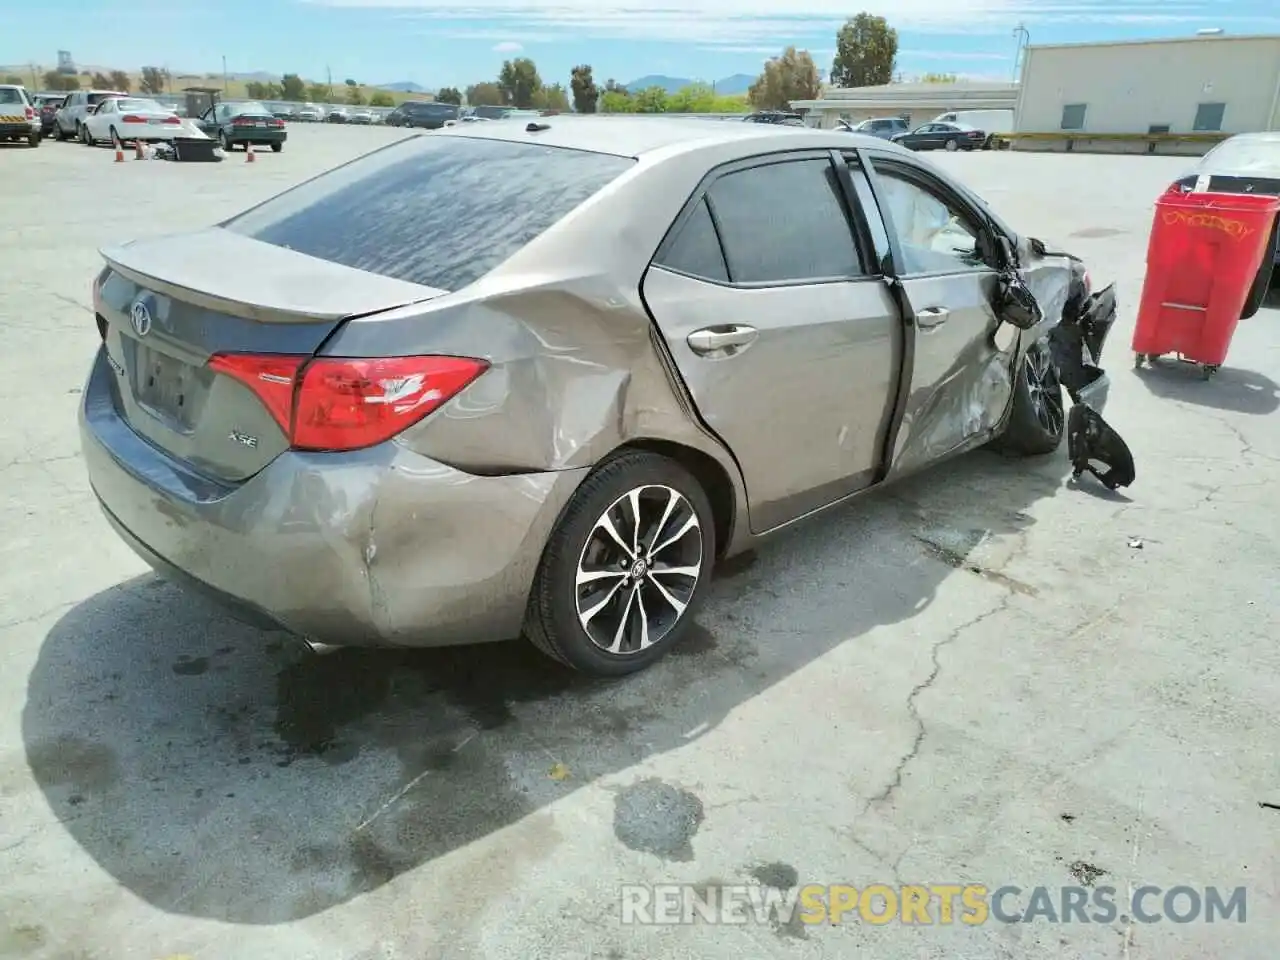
<box><xmin>386</xmin><ymin>101</ymin><xmax>460</xmax><ymax>129</ymax></box>
<box><xmin>0</xmin><ymin>84</ymin><xmax>40</xmax><ymax>146</ymax></box>
<box><xmin>54</xmin><ymin>89</ymin><xmax>126</xmax><ymax>140</ymax></box>
<box><xmin>844</xmin><ymin>116</ymin><xmax>909</xmax><ymax>139</ymax></box>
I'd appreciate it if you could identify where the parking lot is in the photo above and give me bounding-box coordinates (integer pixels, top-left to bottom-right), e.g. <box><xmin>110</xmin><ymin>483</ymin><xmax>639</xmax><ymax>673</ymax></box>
<box><xmin>2</xmin><ymin>122</ymin><xmax>1278</xmax><ymax>959</ymax></box>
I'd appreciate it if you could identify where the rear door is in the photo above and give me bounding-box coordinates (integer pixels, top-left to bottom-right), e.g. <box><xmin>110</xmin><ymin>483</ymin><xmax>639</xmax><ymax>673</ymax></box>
<box><xmin>641</xmin><ymin>150</ymin><xmax>903</xmax><ymax>533</ymax></box>
<box><xmin>860</xmin><ymin>151</ymin><xmax>1016</xmax><ymax>476</ymax></box>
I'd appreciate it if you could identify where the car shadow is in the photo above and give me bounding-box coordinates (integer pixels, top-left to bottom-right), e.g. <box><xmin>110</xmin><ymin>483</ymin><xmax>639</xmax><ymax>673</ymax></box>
<box><xmin>25</xmin><ymin>447</ymin><xmax>1065</xmax><ymax>925</ymax></box>
<box><xmin>1133</xmin><ymin>361</ymin><xmax>1279</xmax><ymax>416</ymax></box>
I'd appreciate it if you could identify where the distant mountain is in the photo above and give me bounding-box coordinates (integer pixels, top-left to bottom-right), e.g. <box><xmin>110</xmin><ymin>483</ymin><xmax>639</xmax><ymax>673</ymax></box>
<box><xmin>379</xmin><ymin>81</ymin><xmax>427</xmax><ymax>93</ymax></box>
<box><xmin>623</xmin><ymin>73</ymin><xmax>755</xmax><ymax>95</ymax></box>
<box><xmin>714</xmin><ymin>73</ymin><xmax>755</xmax><ymax>95</ymax></box>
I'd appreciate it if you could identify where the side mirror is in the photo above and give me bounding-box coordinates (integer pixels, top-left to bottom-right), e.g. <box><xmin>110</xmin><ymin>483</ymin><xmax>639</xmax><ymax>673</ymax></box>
<box><xmin>996</xmin><ymin>271</ymin><xmax>1043</xmax><ymax>330</ymax></box>
<box><xmin>996</xmin><ymin>234</ymin><xmax>1018</xmax><ymax>269</ymax></box>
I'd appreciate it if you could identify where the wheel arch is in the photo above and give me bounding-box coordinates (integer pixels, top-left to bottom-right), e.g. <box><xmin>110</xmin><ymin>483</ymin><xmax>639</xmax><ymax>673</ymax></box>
<box><xmin>611</xmin><ymin>438</ymin><xmax>738</xmax><ymax>559</ymax></box>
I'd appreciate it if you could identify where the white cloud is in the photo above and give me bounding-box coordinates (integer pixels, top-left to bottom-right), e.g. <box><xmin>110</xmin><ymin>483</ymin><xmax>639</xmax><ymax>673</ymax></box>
<box><xmin>304</xmin><ymin>0</ymin><xmax>1280</xmax><ymax>46</ymax></box>
<box><xmin>491</xmin><ymin>40</ymin><xmax>522</xmax><ymax>51</ymax></box>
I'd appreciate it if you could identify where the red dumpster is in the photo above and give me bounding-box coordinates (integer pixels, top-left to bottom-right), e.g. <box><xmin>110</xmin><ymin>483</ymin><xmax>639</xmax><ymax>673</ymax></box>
<box><xmin>1132</xmin><ymin>191</ymin><xmax>1280</xmax><ymax>375</ymax></box>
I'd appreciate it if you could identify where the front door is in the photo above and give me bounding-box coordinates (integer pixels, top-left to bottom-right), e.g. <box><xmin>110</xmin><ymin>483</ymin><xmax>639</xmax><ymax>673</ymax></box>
<box><xmin>641</xmin><ymin>152</ymin><xmax>902</xmax><ymax>533</ymax></box>
<box><xmin>863</xmin><ymin>153</ymin><xmax>1016</xmax><ymax>477</ymax></box>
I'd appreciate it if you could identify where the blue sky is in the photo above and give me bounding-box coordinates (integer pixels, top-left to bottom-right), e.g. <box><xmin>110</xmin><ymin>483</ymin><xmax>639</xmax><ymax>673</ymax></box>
<box><xmin>4</xmin><ymin>0</ymin><xmax>1279</xmax><ymax>91</ymax></box>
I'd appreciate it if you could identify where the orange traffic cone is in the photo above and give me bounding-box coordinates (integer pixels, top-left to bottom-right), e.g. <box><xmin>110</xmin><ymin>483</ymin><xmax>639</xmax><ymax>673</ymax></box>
<box><xmin>245</xmin><ymin>147</ymin><xmax>255</xmax><ymax>163</ymax></box>
<box><xmin>114</xmin><ymin>145</ymin><xmax>124</xmax><ymax>163</ymax></box>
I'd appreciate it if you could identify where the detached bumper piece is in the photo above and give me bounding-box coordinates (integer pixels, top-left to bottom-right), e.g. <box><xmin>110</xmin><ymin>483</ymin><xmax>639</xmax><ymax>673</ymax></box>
<box><xmin>1050</xmin><ymin>284</ymin><xmax>1135</xmax><ymax>490</ymax></box>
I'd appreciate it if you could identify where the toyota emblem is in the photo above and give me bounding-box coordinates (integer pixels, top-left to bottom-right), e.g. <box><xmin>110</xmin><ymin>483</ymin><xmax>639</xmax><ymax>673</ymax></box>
<box><xmin>130</xmin><ymin>300</ymin><xmax>152</xmax><ymax>338</ymax></box>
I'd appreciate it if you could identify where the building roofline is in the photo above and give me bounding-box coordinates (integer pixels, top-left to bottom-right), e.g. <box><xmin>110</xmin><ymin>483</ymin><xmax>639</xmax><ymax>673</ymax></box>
<box><xmin>1029</xmin><ymin>33</ymin><xmax>1280</xmax><ymax>52</ymax></box>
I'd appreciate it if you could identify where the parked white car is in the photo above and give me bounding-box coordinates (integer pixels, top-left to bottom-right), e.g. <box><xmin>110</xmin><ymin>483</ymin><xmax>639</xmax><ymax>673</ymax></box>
<box><xmin>81</xmin><ymin>96</ymin><xmax>183</xmax><ymax>146</ymax></box>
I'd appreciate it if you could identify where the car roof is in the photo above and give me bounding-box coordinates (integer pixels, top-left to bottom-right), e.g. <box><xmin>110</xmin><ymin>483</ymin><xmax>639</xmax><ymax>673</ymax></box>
<box><xmin>435</xmin><ymin>115</ymin><xmax>889</xmax><ymax>159</ymax></box>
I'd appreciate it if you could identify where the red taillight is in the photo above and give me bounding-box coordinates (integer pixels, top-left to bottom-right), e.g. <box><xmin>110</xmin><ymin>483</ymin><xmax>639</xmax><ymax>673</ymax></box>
<box><xmin>208</xmin><ymin>354</ymin><xmax>307</xmax><ymax>434</ymax></box>
<box><xmin>24</xmin><ymin>106</ymin><xmax>34</xmax><ymax>119</ymax></box>
<box><xmin>207</xmin><ymin>353</ymin><xmax>488</xmax><ymax>452</ymax></box>
<box><xmin>232</xmin><ymin>117</ymin><xmax>257</xmax><ymax>126</ymax></box>
<box><xmin>269</xmin><ymin>118</ymin><xmax>284</xmax><ymax>127</ymax></box>
<box><xmin>121</xmin><ymin>114</ymin><xmax>148</xmax><ymax>123</ymax></box>
<box><xmin>163</xmin><ymin>115</ymin><xmax>181</xmax><ymax>124</ymax></box>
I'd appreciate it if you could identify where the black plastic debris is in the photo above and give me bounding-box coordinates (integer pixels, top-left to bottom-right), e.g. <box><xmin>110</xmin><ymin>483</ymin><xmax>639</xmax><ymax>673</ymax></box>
<box><xmin>1051</xmin><ymin>283</ymin><xmax>1135</xmax><ymax>491</ymax></box>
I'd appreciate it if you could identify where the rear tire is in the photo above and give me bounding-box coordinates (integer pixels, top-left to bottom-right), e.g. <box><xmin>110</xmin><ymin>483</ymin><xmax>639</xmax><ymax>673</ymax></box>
<box><xmin>944</xmin><ymin>139</ymin><xmax>959</xmax><ymax>152</ymax></box>
<box><xmin>271</xmin><ymin>142</ymin><xmax>283</xmax><ymax>153</ymax></box>
<box><xmin>995</xmin><ymin>337</ymin><xmax>1066</xmax><ymax>456</ymax></box>
<box><xmin>524</xmin><ymin>449</ymin><xmax>716</xmax><ymax>677</ymax></box>
<box><xmin>27</xmin><ymin>133</ymin><xmax>39</xmax><ymax>147</ymax></box>
<box><xmin>1241</xmin><ymin>216</ymin><xmax>1278</xmax><ymax>320</ymax></box>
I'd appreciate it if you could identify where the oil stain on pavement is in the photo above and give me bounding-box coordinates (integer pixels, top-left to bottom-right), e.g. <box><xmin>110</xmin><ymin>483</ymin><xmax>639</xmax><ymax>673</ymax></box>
<box><xmin>612</xmin><ymin>778</ymin><xmax>705</xmax><ymax>862</ymax></box>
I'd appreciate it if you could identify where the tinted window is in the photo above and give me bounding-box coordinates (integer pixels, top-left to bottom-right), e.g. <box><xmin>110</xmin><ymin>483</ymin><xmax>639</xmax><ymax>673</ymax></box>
<box><xmin>1061</xmin><ymin>103</ymin><xmax>1087</xmax><ymax>130</ymax></box>
<box><xmin>0</xmin><ymin>88</ymin><xmax>23</xmax><ymax>105</ymax></box>
<box><xmin>706</xmin><ymin>159</ymin><xmax>862</xmax><ymax>284</ymax></box>
<box><xmin>87</xmin><ymin>92</ymin><xmax>119</xmax><ymax>105</ymax></box>
<box><xmin>658</xmin><ymin>198</ymin><xmax>728</xmax><ymax>282</ymax></box>
<box><xmin>1193</xmin><ymin>102</ymin><xmax>1226</xmax><ymax>132</ymax></box>
<box><xmin>223</xmin><ymin>136</ymin><xmax>634</xmax><ymax>292</ymax></box>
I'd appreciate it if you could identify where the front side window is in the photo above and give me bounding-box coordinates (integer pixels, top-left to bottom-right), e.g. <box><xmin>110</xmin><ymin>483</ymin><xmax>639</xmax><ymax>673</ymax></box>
<box><xmin>223</xmin><ymin>136</ymin><xmax>635</xmax><ymax>292</ymax></box>
<box><xmin>874</xmin><ymin>166</ymin><xmax>987</xmax><ymax>275</ymax></box>
<box><xmin>706</xmin><ymin>158</ymin><xmax>863</xmax><ymax>284</ymax></box>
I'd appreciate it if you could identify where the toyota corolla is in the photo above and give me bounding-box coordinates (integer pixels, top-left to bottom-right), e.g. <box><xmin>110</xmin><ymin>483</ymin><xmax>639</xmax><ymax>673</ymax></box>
<box><xmin>81</xmin><ymin>118</ymin><xmax>1114</xmax><ymax>676</ymax></box>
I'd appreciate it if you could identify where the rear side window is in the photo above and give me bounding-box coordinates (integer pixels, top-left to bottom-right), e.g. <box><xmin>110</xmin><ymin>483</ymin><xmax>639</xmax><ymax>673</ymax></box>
<box><xmin>658</xmin><ymin>198</ymin><xmax>728</xmax><ymax>282</ymax></box>
<box><xmin>223</xmin><ymin>136</ymin><xmax>634</xmax><ymax>292</ymax></box>
<box><xmin>706</xmin><ymin>158</ymin><xmax>863</xmax><ymax>284</ymax></box>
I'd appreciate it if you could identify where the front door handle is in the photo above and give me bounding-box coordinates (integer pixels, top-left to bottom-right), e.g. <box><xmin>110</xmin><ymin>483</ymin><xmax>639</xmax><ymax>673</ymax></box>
<box><xmin>687</xmin><ymin>324</ymin><xmax>758</xmax><ymax>355</ymax></box>
<box><xmin>916</xmin><ymin>306</ymin><xmax>950</xmax><ymax>330</ymax></box>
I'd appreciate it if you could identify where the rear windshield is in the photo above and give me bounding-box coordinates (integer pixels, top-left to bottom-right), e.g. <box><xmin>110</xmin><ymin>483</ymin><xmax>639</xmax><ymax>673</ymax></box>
<box><xmin>87</xmin><ymin>92</ymin><xmax>121</xmax><ymax>105</ymax></box>
<box><xmin>222</xmin><ymin>135</ymin><xmax>634</xmax><ymax>291</ymax></box>
<box><xmin>0</xmin><ymin>88</ymin><xmax>26</xmax><ymax>105</ymax></box>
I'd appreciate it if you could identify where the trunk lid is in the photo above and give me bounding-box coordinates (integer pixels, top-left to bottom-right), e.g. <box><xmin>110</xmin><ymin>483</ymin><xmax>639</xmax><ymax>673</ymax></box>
<box><xmin>97</xmin><ymin>228</ymin><xmax>445</xmax><ymax>482</ymax></box>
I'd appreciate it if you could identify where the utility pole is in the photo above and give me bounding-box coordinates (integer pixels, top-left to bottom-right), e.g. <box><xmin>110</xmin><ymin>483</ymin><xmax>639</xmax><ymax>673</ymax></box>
<box><xmin>28</xmin><ymin>63</ymin><xmax>37</xmax><ymax>90</ymax></box>
<box><xmin>222</xmin><ymin>55</ymin><xmax>228</xmax><ymax>95</ymax></box>
<box><xmin>1011</xmin><ymin>24</ymin><xmax>1030</xmax><ymax>82</ymax></box>
<box><xmin>326</xmin><ymin>65</ymin><xmax>333</xmax><ymax>101</ymax></box>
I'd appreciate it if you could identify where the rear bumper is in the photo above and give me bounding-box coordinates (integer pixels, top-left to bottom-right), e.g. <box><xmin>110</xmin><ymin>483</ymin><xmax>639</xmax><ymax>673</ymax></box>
<box><xmin>228</xmin><ymin>128</ymin><xmax>286</xmax><ymax>142</ymax></box>
<box><xmin>0</xmin><ymin>121</ymin><xmax>36</xmax><ymax>137</ymax></box>
<box><xmin>79</xmin><ymin>347</ymin><xmax>587</xmax><ymax>648</ymax></box>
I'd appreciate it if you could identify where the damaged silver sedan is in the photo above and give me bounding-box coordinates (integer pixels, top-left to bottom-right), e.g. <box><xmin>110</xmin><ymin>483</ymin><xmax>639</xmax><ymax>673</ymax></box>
<box><xmin>80</xmin><ymin>117</ymin><xmax>1120</xmax><ymax>676</ymax></box>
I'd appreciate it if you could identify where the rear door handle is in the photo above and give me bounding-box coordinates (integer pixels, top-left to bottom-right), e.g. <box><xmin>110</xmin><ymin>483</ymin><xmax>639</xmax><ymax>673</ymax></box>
<box><xmin>687</xmin><ymin>324</ymin><xmax>758</xmax><ymax>355</ymax></box>
<box><xmin>916</xmin><ymin>306</ymin><xmax>950</xmax><ymax>330</ymax></box>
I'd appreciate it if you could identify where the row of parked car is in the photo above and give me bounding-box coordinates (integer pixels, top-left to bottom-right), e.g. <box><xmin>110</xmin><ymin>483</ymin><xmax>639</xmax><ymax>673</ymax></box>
<box><xmin>840</xmin><ymin>109</ymin><xmax>1015</xmax><ymax>151</ymax></box>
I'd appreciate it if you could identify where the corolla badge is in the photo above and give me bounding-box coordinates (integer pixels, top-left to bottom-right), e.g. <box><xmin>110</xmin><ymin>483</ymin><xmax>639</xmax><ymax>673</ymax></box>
<box><xmin>130</xmin><ymin>300</ymin><xmax>153</xmax><ymax>337</ymax></box>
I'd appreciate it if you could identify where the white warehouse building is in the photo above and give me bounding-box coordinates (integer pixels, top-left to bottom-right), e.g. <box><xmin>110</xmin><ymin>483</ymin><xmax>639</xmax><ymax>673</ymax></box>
<box><xmin>1014</xmin><ymin>33</ymin><xmax>1280</xmax><ymax>151</ymax></box>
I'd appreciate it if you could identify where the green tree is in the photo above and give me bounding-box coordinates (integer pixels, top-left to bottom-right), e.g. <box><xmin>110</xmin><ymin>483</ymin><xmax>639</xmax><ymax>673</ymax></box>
<box><xmin>599</xmin><ymin>90</ymin><xmax>634</xmax><ymax>113</ymax></box>
<box><xmin>436</xmin><ymin>86</ymin><xmax>462</xmax><ymax>105</ymax></box>
<box><xmin>369</xmin><ymin>90</ymin><xmax>394</xmax><ymax>107</ymax></box>
<box><xmin>532</xmin><ymin>82</ymin><xmax>569</xmax><ymax>112</ymax></box>
<box><xmin>570</xmin><ymin>64</ymin><xmax>598</xmax><ymax>113</ymax></box>
<box><xmin>345</xmin><ymin>78</ymin><xmax>357</xmax><ymax>87</ymax></box>
<box><xmin>139</xmin><ymin>66</ymin><xmax>166</xmax><ymax>94</ymax></box>
<box><xmin>43</xmin><ymin>70</ymin><xmax>79</xmax><ymax>91</ymax></box>
<box><xmin>3</xmin><ymin>74</ymin><xmax>23</xmax><ymax>86</ymax></box>
<box><xmin>465</xmin><ymin>81</ymin><xmax>504</xmax><ymax>106</ymax></box>
<box><xmin>280</xmin><ymin>73</ymin><xmax>306</xmax><ymax>101</ymax></box>
<box><xmin>346</xmin><ymin>85</ymin><xmax>365</xmax><ymax>105</ymax></box>
<box><xmin>245</xmin><ymin>80</ymin><xmax>266</xmax><ymax>99</ymax></box>
<box><xmin>109</xmin><ymin>69</ymin><xmax>131</xmax><ymax>92</ymax></box>
<box><xmin>748</xmin><ymin>47</ymin><xmax>822</xmax><ymax>110</ymax></box>
<box><xmin>921</xmin><ymin>72</ymin><xmax>957</xmax><ymax>83</ymax></box>
<box><xmin>91</xmin><ymin>71</ymin><xmax>111</xmax><ymax>88</ymax></box>
<box><xmin>667</xmin><ymin>83</ymin><xmax>716</xmax><ymax>113</ymax></box>
<box><xmin>633</xmin><ymin>85</ymin><xmax>668</xmax><ymax>113</ymax></box>
<box><xmin>307</xmin><ymin>82</ymin><xmax>330</xmax><ymax>102</ymax></box>
<box><xmin>497</xmin><ymin>57</ymin><xmax>542</xmax><ymax>108</ymax></box>
<box><xmin>830</xmin><ymin>12</ymin><xmax>898</xmax><ymax>88</ymax></box>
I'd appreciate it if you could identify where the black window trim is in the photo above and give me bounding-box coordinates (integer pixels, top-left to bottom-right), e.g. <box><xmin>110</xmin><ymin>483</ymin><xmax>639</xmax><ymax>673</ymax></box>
<box><xmin>859</xmin><ymin>151</ymin><xmax>1003</xmax><ymax>280</ymax></box>
<box><xmin>651</xmin><ymin>148</ymin><xmax>880</xmax><ymax>290</ymax></box>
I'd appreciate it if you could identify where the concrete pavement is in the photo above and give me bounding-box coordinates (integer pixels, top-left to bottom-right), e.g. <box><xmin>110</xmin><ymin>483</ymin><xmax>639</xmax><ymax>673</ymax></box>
<box><xmin>0</xmin><ymin>126</ymin><xmax>1277</xmax><ymax>960</ymax></box>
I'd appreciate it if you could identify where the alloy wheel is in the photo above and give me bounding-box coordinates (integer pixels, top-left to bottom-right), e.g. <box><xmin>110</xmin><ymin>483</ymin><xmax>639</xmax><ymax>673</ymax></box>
<box><xmin>1024</xmin><ymin>343</ymin><xmax>1064</xmax><ymax>436</ymax></box>
<box><xmin>574</xmin><ymin>484</ymin><xmax>703</xmax><ymax>656</ymax></box>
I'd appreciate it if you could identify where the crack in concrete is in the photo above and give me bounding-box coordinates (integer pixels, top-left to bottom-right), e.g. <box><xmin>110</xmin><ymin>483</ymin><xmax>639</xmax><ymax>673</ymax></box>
<box><xmin>862</xmin><ymin>595</ymin><xmax>1014</xmax><ymax>816</ymax></box>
